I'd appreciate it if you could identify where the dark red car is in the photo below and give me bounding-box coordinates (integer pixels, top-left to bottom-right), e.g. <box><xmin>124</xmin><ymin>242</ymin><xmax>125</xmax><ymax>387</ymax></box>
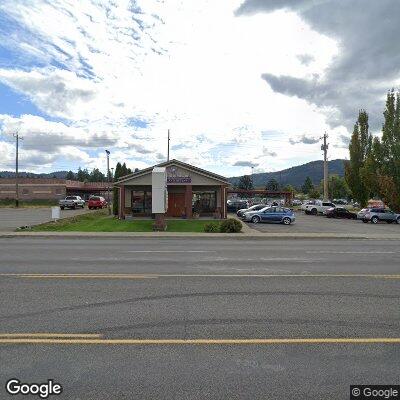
<box><xmin>325</xmin><ymin>207</ymin><xmax>357</xmax><ymax>219</ymax></box>
<box><xmin>88</xmin><ymin>196</ymin><xmax>108</xmax><ymax>209</ymax></box>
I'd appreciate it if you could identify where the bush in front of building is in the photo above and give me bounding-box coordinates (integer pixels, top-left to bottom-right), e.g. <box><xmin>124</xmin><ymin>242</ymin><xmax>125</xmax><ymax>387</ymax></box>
<box><xmin>219</xmin><ymin>218</ymin><xmax>242</xmax><ymax>233</ymax></box>
<box><xmin>203</xmin><ymin>222</ymin><xmax>220</xmax><ymax>233</ymax></box>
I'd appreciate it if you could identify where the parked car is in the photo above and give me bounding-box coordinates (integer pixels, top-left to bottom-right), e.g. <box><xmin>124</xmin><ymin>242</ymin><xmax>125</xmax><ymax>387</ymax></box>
<box><xmin>304</xmin><ymin>200</ymin><xmax>336</xmax><ymax>215</ymax></box>
<box><xmin>292</xmin><ymin>199</ymin><xmax>303</xmax><ymax>206</ymax></box>
<box><xmin>301</xmin><ymin>200</ymin><xmax>316</xmax><ymax>211</ymax></box>
<box><xmin>227</xmin><ymin>200</ymin><xmax>249</xmax><ymax>213</ymax></box>
<box><xmin>88</xmin><ymin>196</ymin><xmax>108</xmax><ymax>210</ymax></box>
<box><xmin>333</xmin><ymin>199</ymin><xmax>348</xmax><ymax>205</ymax></box>
<box><xmin>236</xmin><ymin>204</ymin><xmax>265</xmax><ymax>218</ymax></box>
<box><xmin>325</xmin><ymin>207</ymin><xmax>357</xmax><ymax>219</ymax></box>
<box><xmin>241</xmin><ymin>206</ymin><xmax>296</xmax><ymax>225</ymax></box>
<box><xmin>59</xmin><ymin>196</ymin><xmax>85</xmax><ymax>210</ymax></box>
<box><xmin>358</xmin><ymin>208</ymin><xmax>400</xmax><ymax>224</ymax></box>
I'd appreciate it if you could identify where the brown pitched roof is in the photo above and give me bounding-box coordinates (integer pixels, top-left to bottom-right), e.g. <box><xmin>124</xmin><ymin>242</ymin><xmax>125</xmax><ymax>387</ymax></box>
<box><xmin>115</xmin><ymin>159</ymin><xmax>230</xmax><ymax>185</ymax></box>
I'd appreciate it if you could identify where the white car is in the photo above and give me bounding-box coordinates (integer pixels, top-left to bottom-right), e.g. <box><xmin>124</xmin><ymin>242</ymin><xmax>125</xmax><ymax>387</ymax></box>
<box><xmin>301</xmin><ymin>200</ymin><xmax>316</xmax><ymax>211</ymax></box>
<box><xmin>59</xmin><ymin>196</ymin><xmax>85</xmax><ymax>210</ymax></box>
<box><xmin>304</xmin><ymin>200</ymin><xmax>336</xmax><ymax>215</ymax></box>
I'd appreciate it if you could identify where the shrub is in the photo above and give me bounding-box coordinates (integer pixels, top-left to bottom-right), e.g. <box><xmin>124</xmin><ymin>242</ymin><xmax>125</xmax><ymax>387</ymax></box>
<box><xmin>204</xmin><ymin>222</ymin><xmax>220</xmax><ymax>233</ymax></box>
<box><xmin>219</xmin><ymin>218</ymin><xmax>242</xmax><ymax>233</ymax></box>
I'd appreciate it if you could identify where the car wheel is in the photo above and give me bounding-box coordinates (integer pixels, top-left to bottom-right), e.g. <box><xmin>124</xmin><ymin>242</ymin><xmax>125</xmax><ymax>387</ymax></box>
<box><xmin>60</xmin><ymin>206</ymin><xmax>64</xmax><ymax>210</ymax></box>
<box><xmin>371</xmin><ymin>216</ymin><xmax>379</xmax><ymax>224</ymax></box>
<box><xmin>282</xmin><ymin>217</ymin><xmax>291</xmax><ymax>225</ymax></box>
<box><xmin>251</xmin><ymin>216</ymin><xmax>260</xmax><ymax>224</ymax></box>
<box><xmin>311</xmin><ymin>208</ymin><xmax>318</xmax><ymax>215</ymax></box>
<box><xmin>397</xmin><ymin>217</ymin><xmax>400</xmax><ymax>225</ymax></box>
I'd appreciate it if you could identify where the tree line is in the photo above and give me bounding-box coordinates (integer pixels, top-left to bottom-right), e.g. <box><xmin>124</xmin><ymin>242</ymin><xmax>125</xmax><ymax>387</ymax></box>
<box><xmin>236</xmin><ymin>173</ymin><xmax>349</xmax><ymax>200</ymax></box>
<box><xmin>65</xmin><ymin>162</ymin><xmax>136</xmax><ymax>183</ymax></box>
<box><xmin>345</xmin><ymin>90</ymin><xmax>400</xmax><ymax>211</ymax></box>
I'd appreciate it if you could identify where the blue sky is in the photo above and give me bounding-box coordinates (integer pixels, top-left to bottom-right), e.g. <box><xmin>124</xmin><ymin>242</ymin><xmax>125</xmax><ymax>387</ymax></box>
<box><xmin>0</xmin><ymin>0</ymin><xmax>398</xmax><ymax>176</ymax></box>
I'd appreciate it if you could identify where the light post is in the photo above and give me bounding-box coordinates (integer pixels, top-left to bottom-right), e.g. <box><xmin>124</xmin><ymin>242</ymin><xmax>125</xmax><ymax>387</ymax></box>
<box><xmin>105</xmin><ymin>150</ymin><xmax>111</xmax><ymax>215</ymax></box>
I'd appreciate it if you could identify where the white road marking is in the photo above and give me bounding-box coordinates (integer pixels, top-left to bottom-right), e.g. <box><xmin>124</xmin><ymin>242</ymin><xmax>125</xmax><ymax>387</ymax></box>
<box><xmin>125</xmin><ymin>250</ymin><xmax>215</xmax><ymax>253</ymax></box>
<box><xmin>307</xmin><ymin>251</ymin><xmax>396</xmax><ymax>254</ymax></box>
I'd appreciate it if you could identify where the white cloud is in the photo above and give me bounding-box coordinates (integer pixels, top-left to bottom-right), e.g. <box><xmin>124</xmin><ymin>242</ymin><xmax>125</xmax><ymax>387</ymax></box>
<box><xmin>0</xmin><ymin>0</ymin><xmax>353</xmax><ymax>176</ymax></box>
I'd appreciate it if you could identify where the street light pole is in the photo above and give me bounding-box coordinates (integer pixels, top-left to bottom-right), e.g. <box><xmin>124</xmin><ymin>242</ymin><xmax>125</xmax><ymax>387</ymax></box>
<box><xmin>13</xmin><ymin>133</ymin><xmax>22</xmax><ymax>208</ymax></box>
<box><xmin>105</xmin><ymin>150</ymin><xmax>111</xmax><ymax>215</ymax></box>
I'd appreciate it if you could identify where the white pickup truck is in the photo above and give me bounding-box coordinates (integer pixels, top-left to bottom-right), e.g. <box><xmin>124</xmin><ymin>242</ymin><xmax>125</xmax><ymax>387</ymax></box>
<box><xmin>59</xmin><ymin>196</ymin><xmax>85</xmax><ymax>210</ymax></box>
<box><xmin>304</xmin><ymin>200</ymin><xmax>336</xmax><ymax>215</ymax></box>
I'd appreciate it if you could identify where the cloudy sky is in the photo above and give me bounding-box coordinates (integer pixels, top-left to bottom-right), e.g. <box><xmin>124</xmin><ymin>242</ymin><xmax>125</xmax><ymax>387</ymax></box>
<box><xmin>0</xmin><ymin>0</ymin><xmax>399</xmax><ymax>177</ymax></box>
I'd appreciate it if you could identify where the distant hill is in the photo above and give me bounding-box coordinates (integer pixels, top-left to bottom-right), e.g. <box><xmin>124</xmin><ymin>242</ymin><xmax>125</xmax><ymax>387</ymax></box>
<box><xmin>0</xmin><ymin>170</ymin><xmax>69</xmax><ymax>179</ymax></box>
<box><xmin>228</xmin><ymin>159</ymin><xmax>346</xmax><ymax>189</ymax></box>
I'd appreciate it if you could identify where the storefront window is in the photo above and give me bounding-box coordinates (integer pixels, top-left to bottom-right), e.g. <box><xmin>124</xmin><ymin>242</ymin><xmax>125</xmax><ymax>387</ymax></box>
<box><xmin>193</xmin><ymin>192</ymin><xmax>216</xmax><ymax>213</ymax></box>
<box><xmin>132</xmin><ymin>191</ymin><xmax>152</xmax><ymax>214</ymax></box>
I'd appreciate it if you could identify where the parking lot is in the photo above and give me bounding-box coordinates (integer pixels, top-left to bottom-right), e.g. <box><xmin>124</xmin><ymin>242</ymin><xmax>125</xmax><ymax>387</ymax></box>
<box><xmin>239</xmin><ymin>211</ymin><xmax>400</xmax><ymax>234</ymax></box>
<box><xmin>0</xmin><ymin>207</ymin><xmax>93</xmax><ymax>231</ymax></box>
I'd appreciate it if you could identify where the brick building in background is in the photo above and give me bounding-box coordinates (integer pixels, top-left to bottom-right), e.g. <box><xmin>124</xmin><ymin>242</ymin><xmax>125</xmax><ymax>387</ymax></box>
<box><xmin>0</xmin><ymin>179</ymin><xmax>112</xmax><ymax>202</ymax></box>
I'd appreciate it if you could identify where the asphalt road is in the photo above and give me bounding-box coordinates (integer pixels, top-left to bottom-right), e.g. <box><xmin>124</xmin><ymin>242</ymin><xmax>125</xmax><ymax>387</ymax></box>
<box><xmin>0</xmin><ymin>238</ymin><xmax>399</xmax><ymax>399</ymax></box>
<box><xmin>241</xmin><ymin>211</ymin><xmax>400</xmax><ymax>234</ymax></box>
<box><xmin>0</xmin><ymin>207</ymin><xmax>92</xmax><ymax>231</ymax></box>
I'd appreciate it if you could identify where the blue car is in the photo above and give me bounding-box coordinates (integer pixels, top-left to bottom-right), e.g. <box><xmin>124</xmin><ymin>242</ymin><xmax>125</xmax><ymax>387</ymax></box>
<box><xmin>242</xmin><ymin>206</ymin><xmax>296</xmax><ymax>225</ymax></box>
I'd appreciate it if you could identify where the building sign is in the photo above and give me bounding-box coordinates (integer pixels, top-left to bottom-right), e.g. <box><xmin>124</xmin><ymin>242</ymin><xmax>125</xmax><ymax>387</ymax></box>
<box><xmin>166</xmin><ymin>167</ymin><xmax>191</xmax><ymax>184</ymax></box>
<box><xmin>167</xmin><ymin>176</ymin><xmax>191</xmax><ymax>183</ymax></box>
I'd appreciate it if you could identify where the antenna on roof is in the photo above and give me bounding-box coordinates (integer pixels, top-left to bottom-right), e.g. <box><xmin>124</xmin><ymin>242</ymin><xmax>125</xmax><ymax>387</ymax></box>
<box><xmin>167</xmin><ymin>129</ymin><xmax>170</xmax><ymax>161</ymax></box>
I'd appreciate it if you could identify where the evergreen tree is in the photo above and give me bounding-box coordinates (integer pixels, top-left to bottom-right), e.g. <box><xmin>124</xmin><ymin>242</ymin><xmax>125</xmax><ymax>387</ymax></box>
<box><xmin>112</xmin><ymin>162</ymin><xmax>123</xmax><ymax>215</ymax></box>
<box><xmin>301</xmin><ymin>176</ymin><xmax>314</xmax><ymax>194</ymax></box>
<box><xmin>89</xmin><ymin>168</ymin><xmax>106</xmax><ymax>182</ymax></box>
<box><xmin>327</xmin><ymin>175</ymin><xmax>351</xmax><ymax>200</ymax></box>
<box><xmin>77</xmin><ymin>167</ymin><xmax>90</xmax><ymax>182</ymax></box>
<box><xmin>65</xmin><ymin>170</ymin><xmax>75</xmax><ymax>180</ymax></box>
<box><xmin>345</xmin><ymin>110</ymin><xmax>371</xmax><ymax>206</ymax></box>
<box><xmin>237</xmin><ymin>175</ymin><xmax>253</xmax><ymax>198</ymax></box>
<box><xmin>308</xmin><ymin>188</ymin><xmax>321</xmax><ymax>199</ymax></box>
<box><xmin>360</xmin><ymin>137</ymin><xmax>382</xmax><ymax>198</ymax></box>
<box><xmin>266</xmin><ymin>178</ymin><xmax>279</xmax><ymax>191</ymax></box>
<box><xmin>381</xmin><ymin>90</ymin><xmax>400</xmax><ymax>193</ymax></box>
<box><xmin>238</xmin><ymin>175</ymin><xmax>253</xmax><ymax>191</ymax></box>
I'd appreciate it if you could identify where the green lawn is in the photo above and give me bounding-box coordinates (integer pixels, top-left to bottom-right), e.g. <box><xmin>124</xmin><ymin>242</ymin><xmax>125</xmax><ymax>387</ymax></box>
<box><xmin>32</xmin><ymin>210</ymin><xmax>218</xmax><ymax>232</ymax></box>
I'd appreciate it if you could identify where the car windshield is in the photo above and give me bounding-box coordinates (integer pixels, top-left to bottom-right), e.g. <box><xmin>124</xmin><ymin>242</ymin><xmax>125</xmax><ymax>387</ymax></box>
<box><xmin>91</xmin><ymin>197</ymin><xmax>100</xmax><ymax>201</ymax></box>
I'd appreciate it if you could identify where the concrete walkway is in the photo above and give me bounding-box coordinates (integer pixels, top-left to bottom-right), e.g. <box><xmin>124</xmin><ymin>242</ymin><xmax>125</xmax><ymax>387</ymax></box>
<box><xmin>1</xmin><ymin>231</ymin><xmax>399</xmax><ymax>240</ymax></box>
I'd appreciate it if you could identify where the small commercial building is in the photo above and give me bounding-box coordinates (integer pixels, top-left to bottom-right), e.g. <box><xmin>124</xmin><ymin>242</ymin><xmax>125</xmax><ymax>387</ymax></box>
<box><xmin>114</xmin><ymin>159</ymin><xmax>230</xmax><ymax>219</ymax></box>
<box><xmin>0</xmin><ymin>178</ymin><xmax>111</xmax><ymax>202</ymax></box>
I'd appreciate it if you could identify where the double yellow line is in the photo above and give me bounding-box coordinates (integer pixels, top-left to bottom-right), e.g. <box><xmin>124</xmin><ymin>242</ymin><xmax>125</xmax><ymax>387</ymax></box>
<box><xmin>1</xmin><ymin>335</ymin><xmax>400</xmax><ymax>345</ymax></box>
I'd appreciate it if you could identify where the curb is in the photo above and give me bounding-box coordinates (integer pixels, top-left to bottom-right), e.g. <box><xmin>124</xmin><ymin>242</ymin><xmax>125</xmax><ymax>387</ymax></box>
<box><xmin>1</xmin><ymin>232</ymin><xmax>400</xmax><ymax>240</ymax></box>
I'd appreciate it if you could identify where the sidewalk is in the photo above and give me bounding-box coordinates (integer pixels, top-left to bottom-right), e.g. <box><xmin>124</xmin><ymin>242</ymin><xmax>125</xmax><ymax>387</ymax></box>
<box><xmin>1</xmin><ymin>231</ymin><xmax>400</xmax><ymax>240</ymax></box>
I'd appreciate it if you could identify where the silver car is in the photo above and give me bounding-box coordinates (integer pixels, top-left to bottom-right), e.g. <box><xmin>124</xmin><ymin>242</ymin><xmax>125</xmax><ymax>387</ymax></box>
<box><xmin>236</xmin><ymin>204</ymin><xmax>265</xmax><ymax>218</ymax></box>
<box><xmin>358</xmin><ymin>208</ymin><xmax>400</xmax><ymax>224</ymax></box>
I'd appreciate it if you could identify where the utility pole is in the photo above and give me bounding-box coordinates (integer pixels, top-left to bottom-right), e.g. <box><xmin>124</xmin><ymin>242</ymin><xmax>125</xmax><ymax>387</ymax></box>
<box><xmin>13</xmin><ymin>133</ymin><xmax>22</xmax><ymax>208</ymax></box>
<box><xmin>105</xmin><ymin>150</ymin><xmax>111</xmax><ymax>215</ymax></box>
<box><xmin>321</xmin><ymin>133</ymin><xmax>329</xmax><ymax>201</ymax></box>
<box><xmin>167</xmin><ymin>129</ymin><xmax>170</xmax><ymax>161</ymax></box>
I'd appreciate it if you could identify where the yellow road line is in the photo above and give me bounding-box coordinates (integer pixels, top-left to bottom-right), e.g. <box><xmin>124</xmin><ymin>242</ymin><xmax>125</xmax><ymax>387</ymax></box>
<box><xmin>0</xmin><ymin>333</ymin><xmax>101</xmax><ymax>338</ymax></box>
<box><xmin>0</xmin><ymin>338</ymin><xmax>399</xmax><ymax>345</ymax></box>
<box><xmin>0</xmin><ymin>273</ymin><xmax>399</xmax><ymax>279</ymax></box>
